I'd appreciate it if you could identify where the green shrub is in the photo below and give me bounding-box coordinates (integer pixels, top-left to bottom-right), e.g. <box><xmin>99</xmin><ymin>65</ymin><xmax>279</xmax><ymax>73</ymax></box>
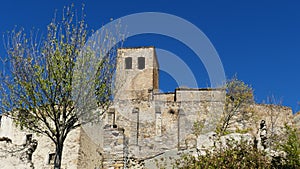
<box><xmin>278</xmin><ymin>125</ymin><xmax>300</xmax><ymax>168</ymax></box>
<box><xmin>175</xmin><ymin>139</ymin><xmax>271</xmax><ymax>169</ymax></box>
<box><xmin>176</xmin><ymin>125</ymin><xmax>300</xmax><ymax>169</ymax></box>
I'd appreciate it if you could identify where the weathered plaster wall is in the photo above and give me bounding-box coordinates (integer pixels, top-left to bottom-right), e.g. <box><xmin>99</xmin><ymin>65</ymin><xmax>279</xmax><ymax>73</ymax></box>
<box><xmin>0</xmin><ymin>141</ymin><xmax>36</xmax><ymax>169</ymax></box>
<box><xmin>0</xmin><ymin>115</ymin><xmax>28</xmax><ymax>145</ymax></box>
<box><xmin>77</xmin><ymin>127</ymin><xmax>102</xmax><ymax>169</ymax></box>
<box><xmin>0</xmin><ymin>116</ymin><xmax>82</xmax><ymax>169</ymax></box>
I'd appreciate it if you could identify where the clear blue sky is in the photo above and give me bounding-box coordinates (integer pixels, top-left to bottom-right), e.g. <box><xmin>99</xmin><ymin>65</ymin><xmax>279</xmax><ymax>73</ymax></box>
<box><xmin>0</xmin><ymin>1</ymin><xmax>299</xmax><ymax>112</ymax></box>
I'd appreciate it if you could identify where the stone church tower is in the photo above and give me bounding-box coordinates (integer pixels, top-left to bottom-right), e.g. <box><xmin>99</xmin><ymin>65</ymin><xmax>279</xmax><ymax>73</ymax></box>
<box><xmin>115</xmin><ymin>47</ymin><xmax>159</xmax><ymax>100</ymax></box>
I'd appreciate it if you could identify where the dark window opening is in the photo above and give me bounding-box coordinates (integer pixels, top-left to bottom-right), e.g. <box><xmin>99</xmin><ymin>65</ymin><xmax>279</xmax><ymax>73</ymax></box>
<box><xmin>168</xmin><ymin>109</ymin><xmax>176</xmax><ymax>115</ymax></box>
<box><xmin>138</xmin><ymin>57</ymin><xmax>145</xmax><ymax>70</ymax></box>
<box><xmin>0</xmin><ymin>115</ymin><xmax>2</xmax><ymax>128</ymax></box>
<box><xmin>125</xmin><ymin>57</ymin><xmax>132</xmax><ymax>69</ymax></box>
<box><xmin>26</xmin><ymin>134</ymin><xmax>33</xmax><ymax>144</ymax></box>
<box><xmin>48</xmin><ymin>153</ymin><xmax>55</xmax><ymax>164</ymax></box>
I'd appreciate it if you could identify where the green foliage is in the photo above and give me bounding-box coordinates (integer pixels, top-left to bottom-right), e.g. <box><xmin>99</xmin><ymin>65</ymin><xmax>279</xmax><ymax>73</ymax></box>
<box><xmin>278</xmin><ymin>125</ymin><xmax>300</xmax><ymax>168</ymax></box>
<box><xmin>192</xmin><ymin>120</ymin><xmax>205</xmax><ymax>136</ymax></box>
<box><xmin>226</xmin><ymin>76</ymin><xmax>254</xmax><ymax>105</ymax></box>
<box><xmin>175</xmin><ymin>139</ymin><xmax>271</xmax><ymax>169</ymax></box>
<box><xmin>235</xmin><ymin>127</ymin><xmax>252</xmax><ymax>134</ymax></box>
<box><xmin>177</xmin><ymin>125</ymin><xmax>300</xmax><ymax>169</ymax></box>
<box><xmin>217</xmin><ymin>76</ymin><xmax>254</xmax><ymax>135</ymax></box>
<box><xmin>0</xmin><ymin>4</ymin><xmax>124</xmax><ymax>169</ymax></box>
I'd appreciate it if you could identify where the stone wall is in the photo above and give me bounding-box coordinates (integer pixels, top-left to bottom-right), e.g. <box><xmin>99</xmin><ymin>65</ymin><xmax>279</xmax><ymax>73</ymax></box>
<box><xmin>102</xmin><ymin>127</ymin><xmax>125</xmax><ymax>169</ymax></box>
<box><xmin>293</xmin><ymin>111</ymin><xmax>300</xmax><ymax>132</ymax></box>
<box><xmin>77</xmin><ymin>127</ymin><xmax>102</xmax><ymax>169</ymax></box>
<box><xmin>0</xmin><ymin>115</ymin><xmax>83</xmax><ymax>169</ymax></box>
<box><xmin>251</xmin><ymin>104</ymin><xmax>293</xmax><ymax>137</ymax></box>
<box><xmin>227</xmin><ymin>104</ymin><xmax>293</xmax><ymax>137</ymax></box>
<box><xmin>0</xmin><ymin>115</ymin><xmax>28</xmax><ymax>145</ymax></box>
<box><xmin>214</xmin><ymin>103</ymin><xmax>294</xmax><ymax>151</ymax></box>
<box><xmin>107</xmin><ymin>87</ymin><xmax>225</xmax><ymax>164</ymax></box>
<box><xmin>153</xmin><ymin>93</ymin><xmax>175</xmax><ymax>102</ymax></box>
<box><xmin>0</xmin><ymin>140</ymin><xmax>37</xmax><ymax>169</ymax></box>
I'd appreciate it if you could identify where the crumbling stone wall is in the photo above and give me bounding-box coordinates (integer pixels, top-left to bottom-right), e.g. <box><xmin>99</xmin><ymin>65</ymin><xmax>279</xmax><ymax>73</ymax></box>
<box><xmin>0</xmin><ymin>116</ymin><xmax>84</xmax><ymax>169</ymax></box>
<box><xmin>0</xmin><ymin>138</ymin><xmax>37</xmax><ymax>169</ymax></box>
<box><xmin>293</xmin><ymin>111</ymin><xmax>300</xmax><ymax>132</ymax></box>
<box><xmin>102</xmin><ymin>127</ymin><xmax>125</xmax><ymax>169</ymax></box>
<box><xmin>105</xmin><ymin>87</ymin><xmax>225</xmax><ymax>167</ymax></box>
<box><xmin>226</xmin><ymin>104</ymin><xmax>293</xmax><ymax>137</ymax></box>
<box><xmin>252</xmin><ymin>104</ymin><xmax>293</xmax><ymax>132</ymax></box>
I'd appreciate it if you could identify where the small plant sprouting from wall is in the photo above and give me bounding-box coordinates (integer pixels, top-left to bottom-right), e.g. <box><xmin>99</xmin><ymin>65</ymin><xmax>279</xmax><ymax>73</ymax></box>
<box><xmin>192</xmin><ymin>120</ymin><xmax>205</xmax><ymax>136</ymax></box>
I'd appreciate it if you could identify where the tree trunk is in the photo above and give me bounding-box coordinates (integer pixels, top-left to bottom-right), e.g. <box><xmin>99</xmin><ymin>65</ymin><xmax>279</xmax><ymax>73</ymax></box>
<box><xmin>54</xmin><ymin>137</ymin><xmax>64</xmax><ymax>169</ymax></box>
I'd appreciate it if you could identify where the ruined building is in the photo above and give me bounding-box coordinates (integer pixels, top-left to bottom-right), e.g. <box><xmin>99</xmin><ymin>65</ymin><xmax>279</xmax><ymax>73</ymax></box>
<box><xmin>0</xmin><ymin>47</ymin><xmax>294</xmax><ymax>169</ymax></box>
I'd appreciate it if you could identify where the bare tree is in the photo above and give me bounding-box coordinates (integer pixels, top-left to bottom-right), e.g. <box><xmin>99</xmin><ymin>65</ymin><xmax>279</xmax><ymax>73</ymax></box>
<box><xmin>265</xmin><ymin>95</ymin><xmax>283</xmax><ymax>147</ymax></box>
<box><xmin>0</xmin><ymin>5</ymin><xmax>124</xmax><ymax>169</ymax></box>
